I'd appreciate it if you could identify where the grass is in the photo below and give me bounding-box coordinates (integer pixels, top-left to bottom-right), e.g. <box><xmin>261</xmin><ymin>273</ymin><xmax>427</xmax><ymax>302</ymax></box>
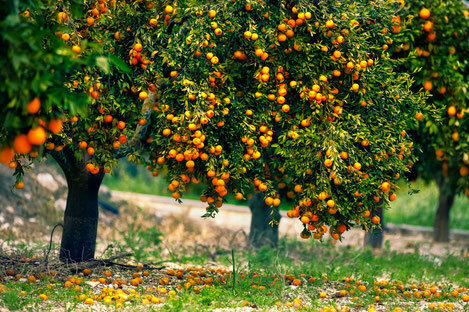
<box><xmin>104</xmin><ymin>160</ymin><xmax>469</xmax><ymax>230</ymax></box>
<box><xmin>1</xmin><ymin>237</ymin><xmax>468</xmax><ymax>311</ymax></box>
<box><xmin>387</xmin><ymin>180</ymin><xmax>469</xmax><ymax>230</ymax></box>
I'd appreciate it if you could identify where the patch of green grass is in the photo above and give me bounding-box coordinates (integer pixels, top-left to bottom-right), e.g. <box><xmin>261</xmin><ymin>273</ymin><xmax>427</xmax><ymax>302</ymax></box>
<box><xmin>387</xmin><ymin>180</ymin><xmax>469</xmax><ymax>230</ymax></box>
<box><xmin>1</xmin><ymin>237</ymin><xmax>468</xmax><ymax>311</ymax></box>
<box><xmin>244</xmin><ymin>237</ymin><xmax>469</xmax><ymax>288</ymax></box>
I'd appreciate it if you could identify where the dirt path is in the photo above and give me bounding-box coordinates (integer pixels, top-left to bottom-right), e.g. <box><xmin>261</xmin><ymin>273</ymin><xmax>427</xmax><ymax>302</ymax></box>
<box><xmin>111</xmin><ymin>191</ymin><xmax>469</xmax><ymax>258</ymax></box>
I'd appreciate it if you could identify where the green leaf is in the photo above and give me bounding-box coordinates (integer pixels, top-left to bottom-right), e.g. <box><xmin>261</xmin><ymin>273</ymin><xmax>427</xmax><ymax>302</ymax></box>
<box><xmin>96</xmin><ymin>57</ymin><xmax>110</xmax><ymax>74</ymax></box>
<box><xmin>109</xmin><ymin>55</ymin><xmax>131</xmax><ymax>73</ymax></box>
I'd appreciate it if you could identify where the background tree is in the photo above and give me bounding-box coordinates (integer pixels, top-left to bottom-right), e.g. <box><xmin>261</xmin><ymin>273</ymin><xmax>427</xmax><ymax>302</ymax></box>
<box><xmin>392</xmin><ymin>0</ymin><xmax>469</xmax><ymax>242</ymax></box>
<box><xmin>1</xmin><ymin>0</ymin><xmax>427</xmax><ymax>262</ymax></box>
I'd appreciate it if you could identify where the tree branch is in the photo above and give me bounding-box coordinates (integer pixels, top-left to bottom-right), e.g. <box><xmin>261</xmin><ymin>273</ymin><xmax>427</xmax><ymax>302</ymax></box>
<box><xmin>50</xmin><ymin>149</ymin><xmax>71</xmax><ymax>178</ymax></box>
<box><xmin>115</xmin><ymin>89</ymin><xmax>160</xmax><ymax>159</ymax></box>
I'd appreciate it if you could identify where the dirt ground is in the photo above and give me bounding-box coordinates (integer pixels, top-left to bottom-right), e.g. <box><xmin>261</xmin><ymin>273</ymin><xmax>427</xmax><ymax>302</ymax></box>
<box><xmin>1</xmin><ymin>162</ymin><xmax>468</xmax><ymax>260</ymax></box>
<box><xmin>111</xmin><ymin>191</ymin><xmax>469</xmax><ymax>259</ymax></box>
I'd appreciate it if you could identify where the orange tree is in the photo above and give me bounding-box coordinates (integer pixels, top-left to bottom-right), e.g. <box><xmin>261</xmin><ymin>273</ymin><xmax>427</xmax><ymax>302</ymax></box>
<box><xmin>392</xmin><ymin>0</ymin><xmax>469</xmax><ymax>242</ymax></box>
<box><xmin>1</xmin><ymin>0</ymin><xmax>427</xmax><ymax>262</ymax></box>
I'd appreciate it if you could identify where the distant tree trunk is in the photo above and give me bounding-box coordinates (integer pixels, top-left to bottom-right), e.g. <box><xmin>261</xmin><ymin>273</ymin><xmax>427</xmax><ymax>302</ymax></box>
<box><xmin>249</xmin><ymin>192</ymin><xmax>280</xmax><ymax>248</ymax></box>
<box><xmin>52</xmin><ymin>148</ymin><xmax>104</xmax><ymax>262</ymax></box>
<box><xmin>434</xmin><ymin>180</ymin><xmax>455</xmax><ymax>243</ymax></box>
<box><xmin>364</xmin><ymin>206</ymin><xmax>383</xmax><ymax>249</ymax></box>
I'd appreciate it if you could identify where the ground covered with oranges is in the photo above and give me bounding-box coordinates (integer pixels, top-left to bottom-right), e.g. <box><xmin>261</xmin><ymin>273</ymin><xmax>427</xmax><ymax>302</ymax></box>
<box><xmin>1</xmin><ymin>237</ymin><xmax>468</xmax><ymax>312</ymax></box>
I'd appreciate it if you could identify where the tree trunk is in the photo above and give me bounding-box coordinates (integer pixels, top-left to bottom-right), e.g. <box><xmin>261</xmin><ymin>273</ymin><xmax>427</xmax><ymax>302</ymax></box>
<box><xmin>248</xmin><ymin>192</ymin><xmax>280</xmax><ymax>248</ymax></box>
<box><xmin>434</xmin><ymin>182</ymin><xmax>454</xmax><ymax>243</ymax></box>
<box><xmin>364</xmin><ymin>206</ymin><xmax>383</xmax><ymax>249</ymax></box>
<box><xmin>52</xmin><ymin>148</ymin><xmax>105</xmax><ymax>263</ymax></box>
<box><xmin>59</xmin><ymin>167</ymin><xmax>104</xmax><ymax>262</ymax></box>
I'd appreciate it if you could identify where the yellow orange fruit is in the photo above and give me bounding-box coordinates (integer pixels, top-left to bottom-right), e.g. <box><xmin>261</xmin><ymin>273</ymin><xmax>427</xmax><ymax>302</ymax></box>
<box><xmin>27</xmin><ymin>97</ymin><xmax>40</xmax><ymax>114</ymax></box>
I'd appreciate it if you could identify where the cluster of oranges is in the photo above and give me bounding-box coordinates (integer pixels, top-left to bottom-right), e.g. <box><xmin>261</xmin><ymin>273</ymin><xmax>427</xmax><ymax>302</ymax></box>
<box><xmin>129</xmin><ymin>0</ymin><xmax>425</xmax><ymax>235</ymax></box>
<box><xmin>0</xmin><ymin>97</ymin><xmax>63</xmax><ymax>186</ymax></box>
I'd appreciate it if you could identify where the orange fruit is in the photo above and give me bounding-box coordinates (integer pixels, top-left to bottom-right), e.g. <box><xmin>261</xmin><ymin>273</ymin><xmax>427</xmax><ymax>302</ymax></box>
<box><xmin>337</xmin><ymin>224</ymin><xmax>346</xmax><ymax>233</ymax></box>
<box><xmin>419</xmin><ymin>8</ymin><xmax>430</xmax><ymax>19</ymax></box>
<box><xmin>27</xmin><ymin>127</ymin><xmax>47</xmax><ymax>145</ymax></box>
<box><xmin>381</xmin><ymin>182</ymin><xmax>390</xmax><ymax>192</ymax></box>
<box><xmin>447</xmin><ymin>106</ymin><xmax>456</xmax><ymax>116</ymax></box>
<box><xmin>460</xmin><ymin>166</ymin><xmax>468</xmax><ymax>177</ymax></box>
<box><xmin>57</xmin><ymin>12</ymin><xmax>67</xmax><ymax>22</ymax></box>
<box><xmin>134</xmin><ymin>43</ymin><xmax>143</xmax><ymax>52</ymax></box>
<box><xmin>423</xmin><ymin>21</ymin><xmax>433</xmax><ymax>32</ymax></box>
<box><xmin>0</xmin><ymin>146</ymin><xmax>14</xmax><ymax>165</ymax></box>
<box><xmin>48</xmin><ymin>119</ymin><xmax>63</xmax><ymax>134</ymax></box>
<box><xmin>14</xmin><ymin>134</ymin><xmax>32</xmax><ymax>154</ymax></box>
<box><xmin>117</xmin><ymin>121</ymin><xmax>126</xmax><ymax>129</ymax></box>
<box><xmin>15</xmin><ymin>181</ymin><xmax>25</xmax><ymax>189</ymax></box>
<box><xmin>372</xmin><ymin>216</ymin><xmax>380</xmax><ymax>224</ymax></box>
<box><xmin>165</xmin><ymin>5</ymin><xmax>173</xmax><ymax>14</ymax></box>
<box><xmin>139</xmin><ymin>91</ymin><xmax>148</xmax><ymax>99</ymax></box>
<box><xmin>423</xmin><ymin>80</ymin><xmax>433</xmax><ymax>91</ymax></box>
<box><xmin>104</xmin><ymin>115</ymin><xmax>113</xmax><ymax>123</ymax></box>
<box><xmin>86</xmin><ymin>163</ymin><xmax>95</xmax><ymax>172</ymax></box>
<box><xmin>72</xmin><ymin>45</ymin><xmax>81</xmax><ymax>53</ymax></box>
<box><xmin>27</xmin><ymin>97</ymin><xmax>40</xmax><ymax>114</ymax></box>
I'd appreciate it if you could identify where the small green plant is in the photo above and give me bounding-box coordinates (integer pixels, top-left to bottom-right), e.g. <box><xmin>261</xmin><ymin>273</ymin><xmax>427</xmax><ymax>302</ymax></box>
<box><xmin>115</xmin><ymin>213</ymin><xmax>163</xmax><ymax>262</ymax></box>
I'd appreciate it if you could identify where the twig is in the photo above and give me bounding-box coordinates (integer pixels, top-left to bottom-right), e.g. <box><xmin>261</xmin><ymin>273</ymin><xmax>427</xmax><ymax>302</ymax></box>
<box><xmin>44</xmin><ymin>223</ymin><xmax>63</xmax><ymax>268</ymax></box>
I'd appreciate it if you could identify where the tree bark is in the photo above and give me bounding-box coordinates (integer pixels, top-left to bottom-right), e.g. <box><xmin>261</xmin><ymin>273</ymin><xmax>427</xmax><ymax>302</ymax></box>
<box><xmin>248</xmin><ymin>192</ymin><xmax>280</xmax><ymax>248</ymax></box>
<box><xmin>434</xmin><ymin>181</ymin><xmax>455</xmax><ymax>243</ymax></box>
<box><xmin>60</xmin><ymin>167</ymin><xmax>104</xmax><ymax>262</ymax></box>
<box><xmin>364</xmin><ymin>206</ymin><xmax>383</xmax><ymax>249</ymax></box>
<box><xmin>52</xmin><ymin>148</ymin><xmax>105</xmax><ymax>262</ymax></box>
